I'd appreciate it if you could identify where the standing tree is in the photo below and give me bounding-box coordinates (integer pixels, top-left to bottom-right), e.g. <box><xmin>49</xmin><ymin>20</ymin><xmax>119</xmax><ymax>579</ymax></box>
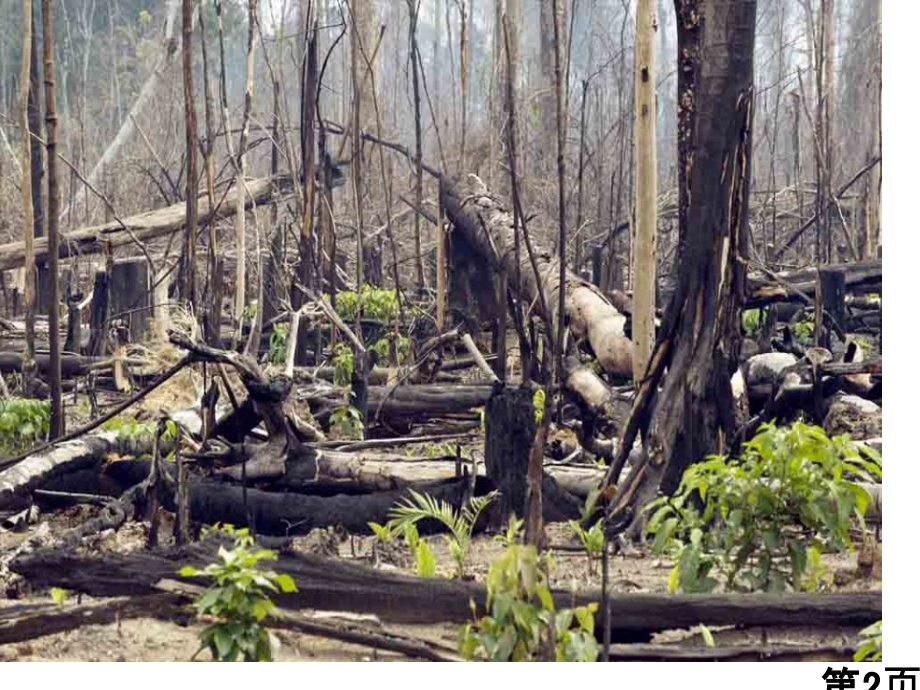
<box><xmin>19</xmin><ymin>0</ymin><xmax>37</xmax><ymax>395</ymax></box>
<box><xmin>41</xmin><ymin>0</ymin><xmax>63</xmax><ymax>437</ymax></box>
<box><xmin>179</xmin><ymin>0</ymin><xmax>198</xmax><ymax>309</ymax></box>
<box><xmin>632</xmin><ymin>0</ymin><xmax>658</xmax><ymax>384</ymax></box>
<box><xmin>604</xmin><ymin>0</ymin><xmax>757</xmax><ymax>534</ymax></box>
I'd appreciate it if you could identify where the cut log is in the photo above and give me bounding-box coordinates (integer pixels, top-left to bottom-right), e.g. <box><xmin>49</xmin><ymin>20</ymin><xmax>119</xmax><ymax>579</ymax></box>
<box><xmin>10</xmin><ymin>543</ymin><xmax>882</xmax><ymax>642</ymax></box>
<box><xmin>0</xmin><ymin>431</ymin><xmax>155</xmax><ymax>511</ymax></box>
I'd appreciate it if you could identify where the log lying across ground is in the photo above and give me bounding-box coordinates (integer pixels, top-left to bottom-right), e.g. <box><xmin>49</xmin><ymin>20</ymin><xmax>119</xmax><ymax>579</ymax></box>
<box><xmin>0</xmin><ymin>176</ymin><xmax>289</xmax><ymax>271</ymax></box>
<box><xmin>10</xmin><ymin>542</ymin><xmax>882</xmax><ymax>643</ymax></box>
<box><xmin>440</xmin><ymin>175</ymin><xmax>633</xmax><ymax>416</ymax></box>
<box><xmin>747</xmin><ymin>259</ymin><xmax>882</xmax><ymax>307</ymax></box>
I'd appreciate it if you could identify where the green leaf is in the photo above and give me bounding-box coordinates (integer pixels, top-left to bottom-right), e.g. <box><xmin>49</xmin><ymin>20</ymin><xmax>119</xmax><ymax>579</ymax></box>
<box><xmin>699</xmin><ymin>624</ymin><xmax>716</xmax><ymax>648</ymax></box>
<box><xmin>50</xmin><ymin>587</ymin><xmax>68</xmax><ymax>605</ymax></box>
<box><xmin>275</xmin><ymin>574</ymin><xmax>297</xmax><ymax>593</ymax></box>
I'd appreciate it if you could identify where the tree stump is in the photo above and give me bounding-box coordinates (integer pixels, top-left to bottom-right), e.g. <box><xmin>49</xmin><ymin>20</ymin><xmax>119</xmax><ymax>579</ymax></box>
<box><xmin>110</xmin><ymin>258</ymin><xmax>150</xmax><ymax>342</ymax></box>
<box><xmin>816</xmin><ymin>267</ymin><xmax>846</xmax><ymax>348</ymax></box>
<box><xmin>484</xmin><ymin>384</ymin><xmax>535</xmax><ymax>522</ymax></box>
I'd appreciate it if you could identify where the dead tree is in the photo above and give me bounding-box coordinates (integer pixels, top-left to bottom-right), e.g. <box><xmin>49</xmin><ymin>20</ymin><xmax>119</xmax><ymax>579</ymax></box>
<box><xmin>632</xmin><ymin>0</ymin><xmax>658</xmax><ymax>382</ymax></box>
<box><xmin>19</xmin><ymin>0</ymin><xmax>37</xmax><ymax>393</ymax></box>
<box><xmin>42</xmin><ymin>0</ymin><xmax>63</xmax><ymax>437</ymax></box>
<box><xmin>603</xmin><ymin>0</ymin><xmax>757</xmax><ymax>535</ymax></box>
<box><xmin>179</xmin><ymin>0</ymin><xmax>198</xmax><ymax>308</ymax></box>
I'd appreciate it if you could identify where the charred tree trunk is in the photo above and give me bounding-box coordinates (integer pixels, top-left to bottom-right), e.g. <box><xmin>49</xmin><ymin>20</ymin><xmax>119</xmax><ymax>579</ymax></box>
<box><xmin>19</xmin><ymin>0</ymin><xmax>37</xmax><ymax>393</ymax></box>
<box><xmin>605</xmin><ymin>0</ymin><xmax>756</xmax><ymax>534</ymax></box>
<box><xmin>179</xmin><ymin>0</ymin><xmax>198</xmax><ymax>308</ymax></box>
<box><xmin>484</xmin><ymin>385</ymin><xmax>535</xmax><ymax>523</ymax></box>
<box><xmin>41</xmin><ymin>0</ymin><xmax>63</xmax><ymax>437</ymax></box>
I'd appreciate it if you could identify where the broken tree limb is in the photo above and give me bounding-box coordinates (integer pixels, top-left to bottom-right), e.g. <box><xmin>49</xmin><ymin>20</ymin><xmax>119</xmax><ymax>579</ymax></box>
<box><xmin>10</xmin><ymin>542</ymin><xmax>882</xmax><ymax>642</ymax></box>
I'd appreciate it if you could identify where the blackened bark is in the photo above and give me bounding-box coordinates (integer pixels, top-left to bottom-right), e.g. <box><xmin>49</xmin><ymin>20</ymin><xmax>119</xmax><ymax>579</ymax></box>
<box><xmin>606</xmin><ymin>0</ymin><xmax>756</xmax><ymax>533</ymax></box>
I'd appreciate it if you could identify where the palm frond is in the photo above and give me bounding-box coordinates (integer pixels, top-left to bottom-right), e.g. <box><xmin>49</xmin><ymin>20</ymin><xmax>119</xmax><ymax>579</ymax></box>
<box><xmin>460</xmin><ymin>491</ymin><xmax>499</xmax><ymax>537</ymax></box>
<box><xmin>389</xmin><ymin>489</ymin><xmax>461</xmax><ymax>535</ymax></box>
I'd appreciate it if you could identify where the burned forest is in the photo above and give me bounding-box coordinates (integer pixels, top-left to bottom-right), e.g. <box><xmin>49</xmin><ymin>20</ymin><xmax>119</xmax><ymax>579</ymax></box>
<box><xmin>0</xmin><ymin>0</ymin><xmax>884</xmax><ymax>665</ymax></box>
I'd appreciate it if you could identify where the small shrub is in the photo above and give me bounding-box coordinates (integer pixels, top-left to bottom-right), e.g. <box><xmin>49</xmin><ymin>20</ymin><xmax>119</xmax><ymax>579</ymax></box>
<box><xmin>568</xmin><ymin>520</ymin><xmax>605</xmax><ymax>575</ymax></box>
<box><xmin>329</xmin><ymin>405</ymin><xmax>363</xmax><ymax>440</ymax></box>
<box><xmin>458</xmin><ymin>542</ymin><xmax>598</xmax><ymax>662</ymax></box>
<box><xmin>386</xmin><ymin>489</ymin><xmax>497</xmax><ymax>578</ymax></box>
<box><xmin>644</xmin><ymin>422</ymin><xmax>881</xmax><ymax>593</ymax></box>
<box><xmin>331</xmin><ymin>344</ymin><xmax>354</xmax><ymax>387</ymax></box>
<box><xmin>178</xmin><ymin>525</ymin><xmax>297</xmax><ymax>662</ymax></box>
<box><xmin>370</xmin><ymin>334</ymin><xmax>410</xmax><ymax>366</ymax></box>
<box><xmin>268</xmin><ymin>323</ymin><xmax>289</xmax><ymax>365</ymax></box>
<box><xmin>741</xmin><ymin>309</ymin><xmax>762</xmax><ymax>337</ymax></box>
<box><xmin>332</xmin><ymin>285</ymin><xmax>400</xmax><ymax>322</ymax></box>
<box><xmin>0</xmin><ymin>398</ymin><xmax>51</xmax><ymax>455</ymax></box>
<box><xmin>101</xmin><ymin>416</ymin><xmax>177</xmax><ymax>457</ymax></box>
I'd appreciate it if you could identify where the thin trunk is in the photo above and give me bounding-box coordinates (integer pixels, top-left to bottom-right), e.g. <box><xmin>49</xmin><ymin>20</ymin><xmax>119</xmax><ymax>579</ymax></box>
<box><xmin>822</xmin><ymin>0</ymin><xmax>836</xmax><ymax>262</ymax></box>
<box><xmin>20</xmin><ymin>0</ymin><xmax>36</xmax><ymax>392</ymax></box>
<box><xmin>408</xmin><ymin>0</ymin><xmax>424</xmax><ymax>290</ymax></box>
<box><xmin>199</xmin><ymin>0</ymin><xmax>221</xmax><ymax>344</ymax></box>
<box><xmin>234</xmin><ymin>0</ymin><xmax>257</xmax><ymax>341</ymax></box>
<box><xmin>295</xmin><ymin>12</ymin><xmax>318</xmax><ymax>366</ymax></box>
<box><xmin>632</xmin><ymin>0</ymin><xmax>658</xmax><ymax>383</ymax></box>
<box><xmin>552</xmin><ymin>0</ymin><xmax>568</xmax><ymax>389</ymax></box>
<box><xmin>179</xmin><ymin>0</ymin><xmax>198</xmax><ymax>308</ymax></box>
<box><xmin>42</xmin><ymin>0</ymin><xmax>63</xmax><ymax>438</ymax></box>
<box><xmin>458</xmin><ymin>0</ymin><xmax>469</xmax><ymax>170</ymax></box>
<box><xmin>575</xmin><ymin>80</ymin><xmax>588</xmax><ymax>273</ymax></box>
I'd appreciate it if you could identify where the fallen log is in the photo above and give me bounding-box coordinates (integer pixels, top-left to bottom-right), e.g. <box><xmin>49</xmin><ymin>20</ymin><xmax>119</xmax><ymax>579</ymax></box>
<box><xmin>0</xmin><ymin>431</ymin><xmax>163</xmax><ymax>511</ymax></box>
<box><xmin>155</xmin><ymin>579</ymin><xmax>459</xmax><ymax>662</ymax></box>
<box><xmin>0</xmin><ymin>594</ymin><xmax>187</xmax><ymax>646</ymax></box>
<box><xmin>10</xmin><ymin>543</ymin><xmax>882</xmax><ymax>643</ymax></box>
<box><xmin>440</xmin><ymin>175</ymin><xmax>633</xmax><ymax>416</ymax></box>
<box><xmin>0</xmin><ymin>176</ymin><xmax>290</xmax><ymax>271</ymax></box>
<box><xmin>602</xmin><ymin>643</ymin><xmax>857</xmax><ymax>662</ymax></box>
<box><xmin>747</xmin><ymin>260</ymin><xmax>882</xmax><ymax>308</ymax></box>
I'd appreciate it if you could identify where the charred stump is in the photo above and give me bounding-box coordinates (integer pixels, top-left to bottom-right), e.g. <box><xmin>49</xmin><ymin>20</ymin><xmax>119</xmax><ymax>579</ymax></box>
<box><xmin>484</xmin><ymin>384</ymin><xmax>536</xmax><ymax>522</ymax></box>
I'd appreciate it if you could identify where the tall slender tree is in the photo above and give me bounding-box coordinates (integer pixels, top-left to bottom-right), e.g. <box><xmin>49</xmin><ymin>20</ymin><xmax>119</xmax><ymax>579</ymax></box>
<box><xmin>632</xmin><ymin>0</ymin><xmax>658</xmax><ymax>384</ymax></box>
<box><xmin>42</xmin><ymin>0</ymin><xmax>63</xmax><ymax>437</ymax></box>
<box><xmin>19</xmin><ymin>0</ymin><xmax>37</xmax><ymax>394</ymax></box>
<box><xmin>179</xmin><ymin>0</ymin><xmax>198</xmax><ymax>308</ymax></box>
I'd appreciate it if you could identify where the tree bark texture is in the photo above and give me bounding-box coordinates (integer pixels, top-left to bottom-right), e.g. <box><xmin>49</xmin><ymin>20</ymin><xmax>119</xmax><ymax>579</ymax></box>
<box><xmin>606</xmin><ymin>0</ymin><xmax>756</xmax><ymax>530</ymax></box>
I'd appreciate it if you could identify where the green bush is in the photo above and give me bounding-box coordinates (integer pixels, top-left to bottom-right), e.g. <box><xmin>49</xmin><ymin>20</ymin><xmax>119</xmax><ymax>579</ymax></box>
<box><xmin>458</xmin><ymin>542</ymin><xmax>599</xmax><ymax>662</ymax></box>
<box><xmin>178</xmin><ymin>525</ymin><xmax>297</xmax><ymax>662</ymax></box>
<box><xmin>332</xmin><ymin>285</ymin><xmax>400</xmax><ymax>322</ymax></box>
<box><xmin>644</xmin><ymin>422</ymin><xmax>881</xmax><ymax>593</ymax></box>
<box><xmin>0</xmin><ymin>398</ymin><xmax>51</xmax><ymax>455</ymax></box>
<box><xmin>268</xmin><ymin>323</ymin><xmax>289</xmax><ymax>365</ymax></box>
